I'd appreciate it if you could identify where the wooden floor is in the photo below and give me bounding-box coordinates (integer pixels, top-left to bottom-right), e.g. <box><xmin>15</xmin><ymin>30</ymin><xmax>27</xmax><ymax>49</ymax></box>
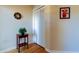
<box><xmin>6</xmin><ymin>43</ymin><xmax>48</xmax><ymax>53</ymax></box>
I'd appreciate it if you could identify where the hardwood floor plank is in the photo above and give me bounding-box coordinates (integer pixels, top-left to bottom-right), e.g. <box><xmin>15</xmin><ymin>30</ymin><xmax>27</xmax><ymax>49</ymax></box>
<box><xmin>6</xmin><ymin>43</ymin><xmax>48</xmax><ymax>53</ymax></box>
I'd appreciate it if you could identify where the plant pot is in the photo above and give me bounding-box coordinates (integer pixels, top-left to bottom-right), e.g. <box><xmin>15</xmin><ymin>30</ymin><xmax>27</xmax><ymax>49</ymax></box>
<box><xmin>20</xmin><ymin>33</ymin><xmax>24</xmax><ymax>36</ymax></box>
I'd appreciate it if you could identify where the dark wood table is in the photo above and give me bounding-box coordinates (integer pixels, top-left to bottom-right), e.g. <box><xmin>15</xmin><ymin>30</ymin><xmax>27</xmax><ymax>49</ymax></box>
<box><xmin>16</xmin><ymin>34</ymin><xmax>29</xmax><ymax>53</ymax></box>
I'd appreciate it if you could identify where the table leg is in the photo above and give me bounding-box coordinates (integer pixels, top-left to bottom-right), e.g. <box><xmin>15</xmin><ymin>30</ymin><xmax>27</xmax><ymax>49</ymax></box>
<box><xmin>17</xmin><ymin>37</ymin><xmax>18</xmax><ymax>49</ymax></box>
<box><xmin>18</xmin><ymin>38</ymin><xmax>20</xmax><ymax>53</ymax></box>
<box><xmin>27</xmin><ymin>37</ymin><xmax>29</xmax><ymax>49</ymax></box>
<box><xmin>24</xmin><ymin>38</ymin><xmax>26</xmax><ymax>47</ymax></box>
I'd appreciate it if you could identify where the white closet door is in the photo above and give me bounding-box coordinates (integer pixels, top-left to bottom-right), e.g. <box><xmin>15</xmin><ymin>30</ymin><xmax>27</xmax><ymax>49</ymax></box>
<box><xmin>33</xmin><ymin>6</ymin><xmax>46</xmax><ymax>47</ymax></box>
<box><xmin>33</xmin><ymin>6</ymin><xmax>51</xmax><ymax>48</ymax></box>
<box><xmin>38</xmin><ymin>7</ymin><xmax>46</xmax><ymax>47</ymax></box>
<box><xmin>41</xmin><ymin>6</ymin><xmax>51</xmax><ymax>49</ymax></box>
<box><xmin>33</xmin><ymin>9</ymin><xmax>40</xmax><ymax>43</ymax></box>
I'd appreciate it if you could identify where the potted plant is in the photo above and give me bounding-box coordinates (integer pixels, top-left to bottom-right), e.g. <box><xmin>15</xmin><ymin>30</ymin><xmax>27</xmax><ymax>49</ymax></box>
<box><xmin>19</xmin><ymin>27</ymin><xmax>27</xmax><ymax>35</ymax></box>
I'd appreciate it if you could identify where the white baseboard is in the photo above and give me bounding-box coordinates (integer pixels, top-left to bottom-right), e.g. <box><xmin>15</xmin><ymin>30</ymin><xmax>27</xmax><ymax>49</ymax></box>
<box><xmin>45</xmin><ymin>48</ymin><xmax>63</xmax><ymax>53</ymax></box>
<box><xmin>45</xmin><ymin>48</ymin><xmax>76</xmax><ymax>53</ymax></box>
<box><xmin>0</xmin><ymin>46</ymin><xmax>16</xmax><ymax>53</ymax></box>
<box><xmin>0</xmin><ymin>42</ymin><xmax>33</xmax><ymax>53</ymax></box>
<box><xmin>45</xmin><ymin>48</ymin><xmax>54</xmax><ymax>53</ymax></box>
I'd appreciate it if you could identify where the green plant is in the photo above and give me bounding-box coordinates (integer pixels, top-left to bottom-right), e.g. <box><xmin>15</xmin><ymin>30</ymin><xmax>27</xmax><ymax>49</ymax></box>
<box><xmin>19</xmin><ymin>27</ymin><xmax>27</xmax><ymax>35</ymax></box>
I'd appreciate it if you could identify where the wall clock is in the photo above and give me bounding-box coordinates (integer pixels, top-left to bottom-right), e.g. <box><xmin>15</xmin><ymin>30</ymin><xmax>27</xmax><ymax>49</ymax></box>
<box><xmin>14</xmin><ymin>12</ymin><xmax>22</xmax><ymax>20</ymax></box>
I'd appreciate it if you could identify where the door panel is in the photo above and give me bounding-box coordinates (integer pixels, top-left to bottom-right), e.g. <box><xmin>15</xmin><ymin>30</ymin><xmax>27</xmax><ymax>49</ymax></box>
<box><xmin>33</xmin><ymin>6</ymin><xmax>51</xmax><ymax>48</ymax></box>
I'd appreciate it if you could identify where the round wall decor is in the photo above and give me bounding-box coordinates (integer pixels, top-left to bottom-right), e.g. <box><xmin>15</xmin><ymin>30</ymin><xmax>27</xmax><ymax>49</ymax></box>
<box><xmin>14</xmin><ymin>12</ymin><xmax>22</xmax><ymax>19</ymax></box>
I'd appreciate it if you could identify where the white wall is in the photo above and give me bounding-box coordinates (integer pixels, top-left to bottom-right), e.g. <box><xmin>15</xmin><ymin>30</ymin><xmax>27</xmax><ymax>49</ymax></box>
<box><xmin>58</xmin><ymin>6</ymin><xmax>79</xmax><ymax>52</ymax></box>
<box><xmin>49</xmin><ymin>5</ymin><xmax>79</xmax><ymax>52</ymax></box>
<box><xmin>0</xmin><ymin>5</ymin><xmax>33</xmax><ymax>52</ymax></box>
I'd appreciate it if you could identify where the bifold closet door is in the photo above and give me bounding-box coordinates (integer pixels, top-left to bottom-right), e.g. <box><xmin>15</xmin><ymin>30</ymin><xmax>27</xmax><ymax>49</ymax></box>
<box><xmin>33</xmin><ymin>6</ymin><xmax>46</xmax><ymax>47</ymax></box>
<box><xmin>40</xmin><ymin>6</ymin><xmax>51</xmax><ymax>49</ymax></box>
<box><xmin>38</xmin><ymin>7</ymin><xmax>46</xmax><ymax>47</ymax></box>
<box><xmin>33</xmin><ymin>6</ymin><xmax>51</xmax><ymax>48</ymax></box>
<box><xmin>33</xmin><ymin>9</ymin><xmax>45</xmax><ymax>47</ymax></box>
<box><xmin>33</xmin><ymin>10</ymin><xmax>40</xmax><ymax>44</ymax></box>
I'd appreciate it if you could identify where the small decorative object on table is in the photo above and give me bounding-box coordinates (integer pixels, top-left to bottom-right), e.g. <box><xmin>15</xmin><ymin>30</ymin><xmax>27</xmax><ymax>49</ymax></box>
<box><xmin>19</xmin><ymin>27</ymin><xmax>27</xmax><ymax>35</ymax></box>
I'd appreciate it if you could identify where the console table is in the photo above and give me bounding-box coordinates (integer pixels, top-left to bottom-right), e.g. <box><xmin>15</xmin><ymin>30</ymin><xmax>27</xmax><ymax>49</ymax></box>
<box><xmin>16</xmin><ymin>34</ymin><xmax>29</xmax><ymax>53</ymax></box>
